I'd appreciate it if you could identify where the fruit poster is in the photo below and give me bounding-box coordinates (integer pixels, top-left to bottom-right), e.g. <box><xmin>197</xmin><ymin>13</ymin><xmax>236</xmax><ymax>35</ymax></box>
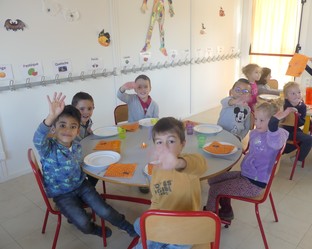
<box><xmin>0</xmin><ymin>64</ymin><xmax>14</xmax><ymax>80</ymax></box>
<box><xmin>20</xmin><ymin>61</ymin><xmax>43</xmax><ymax>78</ymax></box>
<box><xmin>52</xmin><ymin>59</ymin><xmax>72</xmax><ymax>74</ymax></box>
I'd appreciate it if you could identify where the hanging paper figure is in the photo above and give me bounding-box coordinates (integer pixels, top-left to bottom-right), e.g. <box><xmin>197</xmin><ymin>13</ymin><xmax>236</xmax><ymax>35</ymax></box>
<box><xmin>200</xmin><ymin>23</ymin><xmax>206</xmax><ymax>35</ymax></box>
<box><xmin>141</xmin><ymin>0</ymin><xmax>174</xmax><ymax>56</ymax></box>
<box><xmin>98</xmin><ymin>29</ymin><xmax>111</xmax><ymax>47</ymax></box>
<box><xmin>219</xmin><ymin>7</ymin><xmax>225</xmax><ymax>17</ymax></box>
<box><xmin>4</xmin><ymin>19</ymin><xmax>26</xmax><ymax>31</ymax></box>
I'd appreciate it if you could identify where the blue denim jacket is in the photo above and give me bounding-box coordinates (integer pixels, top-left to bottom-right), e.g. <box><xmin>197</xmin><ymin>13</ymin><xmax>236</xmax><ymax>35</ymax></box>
<box><xmin>33</xmin><ymin>122</ymin><xmax>86</xmax><ymax>197</ymax></box>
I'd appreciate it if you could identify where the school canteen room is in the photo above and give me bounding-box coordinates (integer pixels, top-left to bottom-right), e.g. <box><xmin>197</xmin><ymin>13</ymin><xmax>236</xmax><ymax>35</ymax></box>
<box><xmin>1</xmin><ymin>0</ymin><xmax>312</xmax><ymax>248</ymax></box>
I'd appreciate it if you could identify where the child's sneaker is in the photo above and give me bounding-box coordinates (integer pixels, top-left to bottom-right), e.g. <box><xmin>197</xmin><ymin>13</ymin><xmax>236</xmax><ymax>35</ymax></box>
<box><xmin>138</xmin><ymin>186</ymin><xmax>150</xmax><ymax>194</ymax></box>
<box><xmin>218</xmin><ymin>209</ymin><xmax>234</xmax><ymax>221</ymax></box>
<box><xmin>118</xmin><ymin>215</ymin><xmax>138</xmax><ymax>237</ymax></box>
<box><xmin>94</xmin><ymin>225</ymin><xmax>112</xmax><ymax>238</ymax></box>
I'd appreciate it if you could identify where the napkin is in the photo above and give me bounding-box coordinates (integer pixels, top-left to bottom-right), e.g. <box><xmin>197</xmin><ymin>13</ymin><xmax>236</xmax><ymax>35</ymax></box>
<box><xmin>93</xmin><ymin>140</ymin><xmax>121</xmax><ymax>153</ymax></box>
<box><xmin>204</xmin><ymin>141</ymin><xmax>235</xmax><ymax>154</ymax></box>
<box><xmin>147</xmin><ymin>164</ymin><xmax>154</xmax><ymax>175</ymax></box>
<box><xmin>120</xmin><ymin>122</ymin><xmax>139</xmax><ymax>132</ymax></box>
<box><xmin>104</xmin><ymin>163</ymin><xmax>137</xmax><ymax>178</ymax></box>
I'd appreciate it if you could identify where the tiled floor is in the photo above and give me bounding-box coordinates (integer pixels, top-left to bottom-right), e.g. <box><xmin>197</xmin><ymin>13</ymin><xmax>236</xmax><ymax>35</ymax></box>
<box><xmin>1</xmin><ymin>108</ymin><xmax>312</xmax><ymax>249</ymax></box>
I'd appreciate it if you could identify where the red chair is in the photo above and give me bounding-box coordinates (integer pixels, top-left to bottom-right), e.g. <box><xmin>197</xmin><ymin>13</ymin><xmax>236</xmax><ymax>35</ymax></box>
<box><xmin>216</xmin><ymin>144</ymin><xmax>285</xmax><ymax>249</ymax></box>
<box><xmin>27</xmin><ymin>148</ymin><xmax>107</xmax><ymax>249</ymax></box>
<box><xmin>128</xmin><ymin>209</ymin><xmax>221</xmax><ymax>249</ymax></box>
<box><xmin>280</xmin><ymin>111</ymin><xmax>305</xmax><ymax>180</ymax></box>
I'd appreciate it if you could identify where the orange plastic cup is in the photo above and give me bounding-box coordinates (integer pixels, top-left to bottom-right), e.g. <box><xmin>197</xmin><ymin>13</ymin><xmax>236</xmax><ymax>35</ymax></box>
<box><xmin>306</xmin><ymin>87</ymin><xmax>312</xmax><ymax>105</ymax></box>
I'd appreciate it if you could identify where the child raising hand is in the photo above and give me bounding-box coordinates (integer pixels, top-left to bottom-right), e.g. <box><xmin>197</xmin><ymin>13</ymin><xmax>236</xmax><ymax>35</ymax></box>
<box><xmin>117</xmin><ymin>74</ymin><xmax>159</xmax><ymax>123</ymax></box>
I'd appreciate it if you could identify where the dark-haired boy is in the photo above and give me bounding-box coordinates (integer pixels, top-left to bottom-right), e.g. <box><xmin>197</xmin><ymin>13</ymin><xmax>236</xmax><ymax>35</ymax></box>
<box><xmin>33</xmin><ymin>92</ymin><xmax>136</xmax><ymax>239</ymax></box>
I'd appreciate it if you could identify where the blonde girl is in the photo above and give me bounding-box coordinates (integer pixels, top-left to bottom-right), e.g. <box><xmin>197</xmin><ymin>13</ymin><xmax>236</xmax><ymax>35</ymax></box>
<box><xmin>205</xmin><ymin>102</ymin><xmax>292</xmax><ymax>221</ymax></box>
<box><xmin>242</xmin><ymin>63</ymin><xmax>262</xmax><ymax>110</ymax></box>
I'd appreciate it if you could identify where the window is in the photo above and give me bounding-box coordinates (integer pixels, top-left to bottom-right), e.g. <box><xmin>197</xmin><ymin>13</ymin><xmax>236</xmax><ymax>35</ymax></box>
<box><xmin>250</xmin><ymin>0</ymin><xmax>301</xmax><ymax>86</ymax></box>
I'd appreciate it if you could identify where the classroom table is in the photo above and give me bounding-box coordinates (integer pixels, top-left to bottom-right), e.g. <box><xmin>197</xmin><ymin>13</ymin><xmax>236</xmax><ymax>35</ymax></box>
<box><xmin>81</xmin><ymin>125</ymin><xmax>243</xmax><ymax>204</ymax></box>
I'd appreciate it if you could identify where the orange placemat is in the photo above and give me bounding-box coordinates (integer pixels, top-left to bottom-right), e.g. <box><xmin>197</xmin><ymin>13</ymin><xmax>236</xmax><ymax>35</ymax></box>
<box><xmin>204</xmin><ymin>141</ymin><xmax>235</xmax><ymax>154</ymax></box>
<box><xmin>104</xmin><ymin>163</ymin><xmax>137</xmax><ymax>178</ymax></box>
<box><xmin>93</xmin><ymin>140</ymin><xmax>121</xmax><ymax>153</ymax></box>
<box><xmin>120</xmin><ymin>122</ymin><xmax>139</xmax><ymax>132</ymax></box>
<box><xmin>147</xmin><ymin>164</ymin><xmax>154</xmax><ymax>175</ymax></box>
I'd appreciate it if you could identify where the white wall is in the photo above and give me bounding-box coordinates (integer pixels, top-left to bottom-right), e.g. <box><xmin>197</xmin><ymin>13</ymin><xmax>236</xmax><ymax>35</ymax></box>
<box><xmin>0</xmin><ymin>0</ymin><xmax>242</xmax><ymax>182</ymax></box>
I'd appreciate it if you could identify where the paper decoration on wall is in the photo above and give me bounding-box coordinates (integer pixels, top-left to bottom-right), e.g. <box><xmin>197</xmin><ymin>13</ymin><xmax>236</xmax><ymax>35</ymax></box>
<box><xmin>63</xmin><ymin>9</ymin><xmax>80</xmax><ymax>22</ymax></box>
<box><xmin>219</xmin><ymin>7</ymin><xmax>225</xmax><ymax>17</ymax></box>
<box><xmin>98</xmin><ymin>30</ymin><xmax>111</xmax><ymax>47</ymax></box>
<box><xmin>0</xmin><ymin>64</ymin><xmax>14</xmax><ymax>81</ymax></box>
<box><xmin>41</xmin><ymin>0</ymin><xmax>80</xmax><ymax>22</ymax></box>
<box><xmin>286</xmin><ymin>53</ymin><xmax>309</xmax><ymax>77</ymax></box>
<box><xmin>20</xmin><ymin>62</ymin><xmax>44</xmax><ymax>78</ymax></box>
<box><xmin>200</xmin><ymin>23</ymin><xmax>206</xmax><ymax>35</ymax></box>
<box><xmin>52</xmin><ymin>59</ymin><xmax>72</xmax><ymax>74</ymax></box>
<box><xmin>42</xmin><ymin>0</ymin><xmax>61</xmax><ymax>16</ymax></box>
<box><xmin>4</xmin><ymin>19</ymin><xmax>26</xmax><ymax>31</ymax></box>
<box><xmin>141</xmin><ymin>0</ymin><xmax>175</xmax><ymax>56</ymax></box>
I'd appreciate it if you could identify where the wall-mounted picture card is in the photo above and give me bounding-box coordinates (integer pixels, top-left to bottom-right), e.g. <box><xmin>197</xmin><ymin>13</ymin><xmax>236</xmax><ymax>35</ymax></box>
<box><xmin>20</xmin><ymin>61</ymin><xmax>43</xmax><ymax>78</ymax></box>
<box><xmin>0</xmin><ymin>64</ymin><xmax>14</xmax><ymax>80</ymax></box>
<box><xmin>121</xmin><ymin>56</ymin><xmax>133</xmax><ymax>67</ymax></box>
<box><xmin>52</xmin><ymin>59</ymin><xmax>72</xmax><ymax>74</ymax></box>
<box><xmin>139</xmin><ymin>52</ymin><xmax>151</xmax><ymax>64</ymax></box>
<box><xmin>88</xmin><ymin>57</ymin><xmax>104</xmax><ymax>71</ymax></box>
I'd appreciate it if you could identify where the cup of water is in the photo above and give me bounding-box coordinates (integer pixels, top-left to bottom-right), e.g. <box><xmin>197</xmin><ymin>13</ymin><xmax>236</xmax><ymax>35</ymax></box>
<box><xmin>197</xmin><ymin>134</ymin><xmax>206</xmax><ymax>148</ymax></box>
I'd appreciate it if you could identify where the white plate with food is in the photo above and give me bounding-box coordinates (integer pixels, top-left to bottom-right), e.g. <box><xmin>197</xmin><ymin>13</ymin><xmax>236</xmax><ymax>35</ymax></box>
<box><xmin>93</xmin><ymin>126</ymin><xmax>118</xmax><ymax>137</ymax></box>
<box><xmin>193</xmin><ymin>124</ymin><xmax>223</xmax><ymax>135</ymax></box>
<box><xmin>139</xmin><ymin>118</ymin><xmax>158</xmax><ymax>127</ymax></box>
<box><xmin>202</xmin><ymin>141</ymin><xmax>238</xmax><ymax>156</ymax></box>
<box><xmin>84</xmin><ymin>151</ymin><xmax>120</xmax><ymax>168</ymax></box>
<box><xmin>259</xmin><ymin>94</ymin><xmax>280</xmax><ymax>101</ymax></box>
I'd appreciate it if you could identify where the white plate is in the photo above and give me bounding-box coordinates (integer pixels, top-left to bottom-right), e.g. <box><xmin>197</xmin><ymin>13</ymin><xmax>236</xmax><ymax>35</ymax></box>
<box><xmin>139</xmin><ymin>118</ymin><xmax>157</xmax><ymax>127</ymax></box>
<box><xmin>259</xmin><ymin>94</ymin><xmax>280</xmax><ymax>100</ymax></box>
<box><xmin>143</xmin><ymin>164</ymin><xmax>152</xmax><ymax>176</ymax></box>
<box><xmin>193</xmin><ymin>124</ymin><xmax>223</xmax><ymax>135</ymax></box>
<box><xmin>202</xmin><ymin>142</ymin><xmax>238</xmax><ymax>156</ymax></box>
<box><xmin>143</xmin><ymin>161</ymin><xmax>160</xmax><ymax>176</ymax></box>
<box><xmin>93</xmin><ymin>126</ymin><xmax>118</xmax><ymax>137</ymax></box>
<box><xmin>84</xmin><ymin>151</ymin><xmax>120</xmax><ymax>168</ymax></box>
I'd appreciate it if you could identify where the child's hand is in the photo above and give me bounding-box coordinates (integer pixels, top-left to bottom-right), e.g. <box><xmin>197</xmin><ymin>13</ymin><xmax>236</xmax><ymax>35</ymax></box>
<box><xmin>155</xmin><ymin>148</ymin><xmax>179</xmax><ymax>170</ymax></box>
<box><xmin>45</xmin><ymin>92</ymin><xmax>66</xmax><ymax>126</ymax></box>
<box><xmin>274</xmin><ymin>107</ymin><xmax>297</xmax><ymax>120</ymax></box>
<box><xmin>123</xmin><ymin>81</ymin><xmax>136</xmax><ymax>90</ymax></box>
